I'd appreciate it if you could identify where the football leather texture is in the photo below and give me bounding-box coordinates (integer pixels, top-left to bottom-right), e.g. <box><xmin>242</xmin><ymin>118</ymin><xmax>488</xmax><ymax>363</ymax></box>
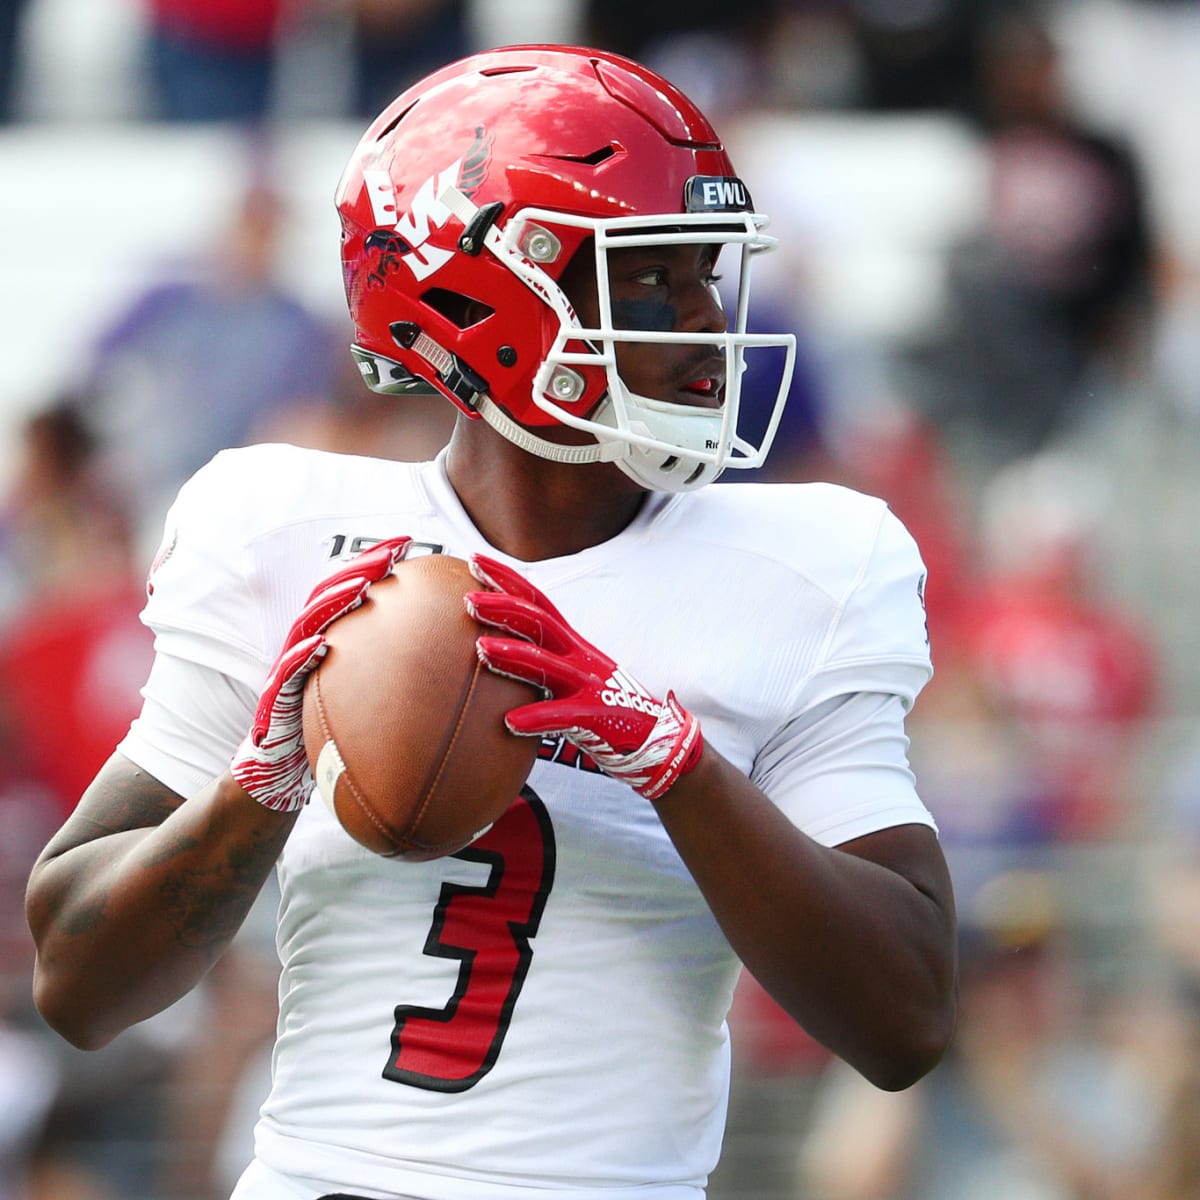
<box><xmin>302</xmin><ymin>553</ymin><xmax>540</xmax><ymax>861</ymax></box>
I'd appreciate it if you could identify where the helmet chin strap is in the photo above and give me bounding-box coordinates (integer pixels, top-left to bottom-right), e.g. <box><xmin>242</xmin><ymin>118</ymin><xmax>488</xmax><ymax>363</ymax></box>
<box><xmin>476</xmin><ymin>395</ymin><xmax>624</xmax><ymax>465</ymax></box>
<box><xmin>478</xmin><ymin>394</ymin><xmax>718</xmax><ymax>492</ymax></box>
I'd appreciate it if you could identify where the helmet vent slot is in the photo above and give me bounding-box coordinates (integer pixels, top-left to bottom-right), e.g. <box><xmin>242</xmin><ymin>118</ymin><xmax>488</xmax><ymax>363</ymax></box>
<box><xmin>543</xmin><ymin>146</ymin><xmax>618</xmax><ymax>167</ymax></box>
<box><xmin>375</xmin><ymin>101</ymin><xmax>417</xmax><ymax>141</ymax></box>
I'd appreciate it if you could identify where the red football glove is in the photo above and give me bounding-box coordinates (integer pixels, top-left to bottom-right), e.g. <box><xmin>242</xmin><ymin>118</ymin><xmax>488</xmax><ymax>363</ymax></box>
<box><xmin>466</xmin><ymin>554</ymin><xmax>703</xmax><ymax>802</ymax></box>
<box><xmin>231</xmin><ymin>536</ymin><xmax>411</xmax><ymax>812</ymax></box>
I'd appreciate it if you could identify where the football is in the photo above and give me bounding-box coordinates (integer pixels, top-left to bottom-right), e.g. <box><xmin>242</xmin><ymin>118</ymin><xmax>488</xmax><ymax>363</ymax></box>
<box><xmin>301</xmin><ymin>552</ymin><xmax>541</xmax><ymax>860</ymax></box>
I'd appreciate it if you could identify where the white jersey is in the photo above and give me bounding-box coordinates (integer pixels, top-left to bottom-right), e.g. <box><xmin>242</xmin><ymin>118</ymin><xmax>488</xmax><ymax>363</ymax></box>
<box><xmin>120</xmin><ymin>443</ymin><xmax>935</xmax><ymax>1200</ymax></box>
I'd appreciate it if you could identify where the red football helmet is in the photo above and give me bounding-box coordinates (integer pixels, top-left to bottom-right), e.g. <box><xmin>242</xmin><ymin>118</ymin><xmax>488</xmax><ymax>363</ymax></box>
<box><xmin>336</xmin><ymin>44</ymin><xmax>795</xmax><ymax>490</ymax></box>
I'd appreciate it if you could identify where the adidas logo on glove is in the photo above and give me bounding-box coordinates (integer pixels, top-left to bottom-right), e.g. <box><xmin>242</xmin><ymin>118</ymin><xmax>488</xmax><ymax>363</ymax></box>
<box><xmin>600</xmin><ymin>669</ymin><xmax>663</xmax><ymax>716</ymax></box>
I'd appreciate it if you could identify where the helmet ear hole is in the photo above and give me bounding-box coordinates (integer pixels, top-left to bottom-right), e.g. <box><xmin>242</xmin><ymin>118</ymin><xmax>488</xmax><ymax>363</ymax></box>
<box><xmin>421</xmin><ymin>288</ymin><xmax>494</xmax><ymax>329</ymax></box>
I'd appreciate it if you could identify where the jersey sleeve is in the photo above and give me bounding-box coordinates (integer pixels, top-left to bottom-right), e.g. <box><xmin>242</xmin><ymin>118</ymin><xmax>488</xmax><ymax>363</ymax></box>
<box><xmin>119</xmin><ymin>451</ymin><xmax>287</xmax><ymax>795</ymax></box>
<box><xmin>118</xmin><ymin>651</ymin><xmax>260</xmax><ymax>799</ymax></box>
<box><xmin>796</xmin><ymin>504</ymin><xmax>932</xmax><ymax>714</ymax></box>
<box><xmin>753</xmin><ymin>502</ymin><xmax>936</xmax><ymax>845</ymax></box>
<box><xmin>752</xmin><ymin>691</ymin><xmax>936</xmax><ymax>846</ymax></box>
<box><xmin>140</xmin><ymin>451</ymin><xmax>276</xmax><ymax>689</ymax></box>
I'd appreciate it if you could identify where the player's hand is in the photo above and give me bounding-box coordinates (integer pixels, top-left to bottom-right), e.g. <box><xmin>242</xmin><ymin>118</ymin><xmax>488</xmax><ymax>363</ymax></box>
<box><xmin>231</xmin><ymin>536</ymin><xmax>412</xmax><ymax>812</ymax></box>
<box><xmin>466</xmin><ymin>554</ymin><xmax>703</xmax><ymax>802</ymax></box>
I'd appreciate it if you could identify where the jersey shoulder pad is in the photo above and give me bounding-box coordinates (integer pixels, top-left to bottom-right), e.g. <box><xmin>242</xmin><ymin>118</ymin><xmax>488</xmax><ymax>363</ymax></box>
<box><xmin>674</xmin><ymin>482</ymin><xmax>932</xmax><ymax>708</ymax></box>
<box><xmin>143</xmin><ymin>445</ymin><xmax>426</xmax><ymax>682</ymax></box>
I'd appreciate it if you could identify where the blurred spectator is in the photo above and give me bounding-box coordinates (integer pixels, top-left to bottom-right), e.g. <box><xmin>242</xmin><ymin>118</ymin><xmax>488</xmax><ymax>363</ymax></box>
<box><xmin>82</xmin><ymin>171</ymin><xmax>340</xmax><ymax>542</ymax></box>
<box><xmin>1145</xmin><ymin>744</ymin><xmax>1200</xmax><ymax>1200</ymax></box>
<box><xmin>0</xmin><ymin>0</ymin><xmax>30</xmax><ymax>121</ymax></box>
<box><xmin>581</xmin><ymin>0</ymin><xmax>778</xmax><ymax>64</ymax></box>
<box><xmin>153</xmin><ymin>941</ymin><xmax>280</xmax><ymax>1199</ymax></box>
<box><xmin>140</xmin><ymin>0</ymin><xmax>286</xmax><ymax>122</ymax></box>
<box><xmin>29</xmin><ymin>1015</ymin><xmax>184</xmax><ymax>1198</ymax></box>
<box><xmin>1149</xmin><ymin>731</ymin><xmax>1200</xmax><ymax>1019</ymax></box>
<box><xmin>0</xmin><ymin>401</ymin><xmax>150</xmax><ymax>823</ymax></box>
<box><xmin>0</xmin><ymin>724</ymin><xmax>118</xmax><ymax>1199</ymax></box>
<box><xmin>948</xmin><ymin>452</ymin><xmax>1158</xmax><ymax>840</ymax></box>
<box><xmin>800</xmin><ymin>876</ymin><xmax>1173</xmax><ymax>1200</ymax></box>
<box><xmin>1142</xmin><ymin>1047</ymin><xmax>1200</xmax><ymax>1200</ymax></box>
<box><xmin>1</xmin><ymin>585</ymin><xmax>153</xmax><ymax>825</ymax></box>
<box><xmin>0</xmin><ymin>401</ymin><xmax>133</xmax><ymax>620</ymax></box>
<box><xmin>0</xmin><ymin>400</ymin><xmax>145</xmax><ymax>1192</ymax></box>
<box><xmin>582</xmin><ymin>0</ymin><xmax>1003</xmax><ymax>119</ymax></box>
<box><xmin>1153</xmin><ymin>263</ymin><xmax>1200</xmax><ymax>425</ymax></box>
<box><xmin>259</xmin><ymin>338</ymin><xmax>457</xmax><ymax>462</ymax></box>
<box><xmin>345</xmin><ymin>0</ymin><xmax>469</xmax><ymax>121</ymax></box>
<box><xmin>0</xmin><ymin>750</ymin><xmax>64</xmax><ymax>1199</ymax></box>
<box><xmin>0</xmin><ymin>706</ymin><xmax>271</xmax><ymax>1200</ymax></box>
<box><xmin>752</xmin><ymin>6</ymin><xmax>858</xmax><ymax>110</ymax></box>
<box><xmin>581</xmin><ymin>0</ymin><xmax>781</xmax><ymax>117</ymax></box>
<box><xmin>818</xmin><ymin>390</ymin><xmax>974</xmax><ymax>645</ymax></box>
<box><xmin>901</xmin><ymin>4</ymin><xmax>1156</xmax><ymax>474</ymax></box>
<box><xmin>846</xmin><ymin>0</ymin><xmax>997</xmax><ymax>115</ymax></box>
<box><xmin>708</xmin><ymin>970</ymin><xmax>832</xmax><ymax>1199</ymax></box>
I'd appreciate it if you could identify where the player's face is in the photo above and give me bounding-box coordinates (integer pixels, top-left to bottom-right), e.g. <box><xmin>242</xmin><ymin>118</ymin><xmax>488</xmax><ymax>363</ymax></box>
<box><xmin>560</xmin><ymin>242</ymin><xmax>728</xmax><ymax>409</ymax></box>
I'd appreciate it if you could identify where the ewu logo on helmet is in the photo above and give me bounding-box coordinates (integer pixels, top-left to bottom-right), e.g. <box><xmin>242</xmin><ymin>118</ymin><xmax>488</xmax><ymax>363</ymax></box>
<box><xmin>362</xmin><ymin>128</ymin><xmax>494</xmax><ymax>284</ymax></box>
<box><xmin>683</xmin><ymin>175</ymin><xmax>753</xmax><ymax>213</ymax></box>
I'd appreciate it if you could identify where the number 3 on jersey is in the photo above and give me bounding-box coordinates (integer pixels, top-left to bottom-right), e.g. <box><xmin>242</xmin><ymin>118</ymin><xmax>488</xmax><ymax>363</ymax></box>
<box><xmin>384</xmin><ymin>789</ymin><xmax>556</xmax><ymax>1091</ymax></box>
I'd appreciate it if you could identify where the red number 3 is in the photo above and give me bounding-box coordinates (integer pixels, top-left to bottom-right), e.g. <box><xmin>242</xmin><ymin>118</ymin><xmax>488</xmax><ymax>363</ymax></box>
<box><xmin>383</xmin><ymin>788</ymin><xmax>556</xmax><ymax>1091</ymax></box>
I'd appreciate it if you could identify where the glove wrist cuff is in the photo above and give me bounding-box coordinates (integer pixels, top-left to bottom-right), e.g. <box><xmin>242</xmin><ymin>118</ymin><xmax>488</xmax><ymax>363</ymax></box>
<box><xmin>230</xmin><ymin>747</ymin><xmax>312</xmax><ymax>813</ymax></box>
<box><xmin>636</xmin><ymin>693</ymin><xmax>704</xmax><ymax>802</ymax></box>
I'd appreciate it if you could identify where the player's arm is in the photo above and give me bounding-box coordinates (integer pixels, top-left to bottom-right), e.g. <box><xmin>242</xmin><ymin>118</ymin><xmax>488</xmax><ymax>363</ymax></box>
<box><xmin>468</xmin><ymin>554</ymin><xmax>957</xmax><ymax>1092</ymax></box>
<box><xmin>651</xmin><ymin>749</ymin><xmax>956</xmax><ymax>1092</ymax></box>
<box><xmin>26</xmin><ymin>535</ymin><xmax>412</xmax><ymax>1050</ymax></box>
<box><xmin>26</xmin><ymin>754</ymin><xmax>295</xmax><ymax>1049</ymax></box>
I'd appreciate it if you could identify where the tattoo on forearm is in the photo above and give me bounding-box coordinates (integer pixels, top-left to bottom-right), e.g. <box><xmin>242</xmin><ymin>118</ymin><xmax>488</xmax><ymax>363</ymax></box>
<box><xmin>63</xmin><ymin>780</ymin><xmax>181</xmax><ymax>844</ymax></box>
<box><xmin>152</xmin><ymin>820</ymin><xmax>288</xmax><ymax>954</ymax></box>
<box><xmin>47</xmin><ymin>763</ymin><xmax>186</xmax><ymax>937</ymax></box>
<box><xmin>44</xmin><ymin>756</ymin><xmax>289</xmax><ymax>957</ymax></box>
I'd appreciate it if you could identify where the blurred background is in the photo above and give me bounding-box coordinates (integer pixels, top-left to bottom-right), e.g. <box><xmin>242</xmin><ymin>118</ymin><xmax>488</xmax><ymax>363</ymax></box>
<box><xmin>2</xmin><ymin>1</ymin><xmax>1199</xmax><ymax>1197</ymax></box>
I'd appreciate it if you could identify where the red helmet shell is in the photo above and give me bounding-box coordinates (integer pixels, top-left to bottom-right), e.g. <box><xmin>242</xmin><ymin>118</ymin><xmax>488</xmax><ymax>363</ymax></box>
<box><xmin>336</xmin><ymin>44</ymin><xmax>739</xmax><ymax>426</ymax></box>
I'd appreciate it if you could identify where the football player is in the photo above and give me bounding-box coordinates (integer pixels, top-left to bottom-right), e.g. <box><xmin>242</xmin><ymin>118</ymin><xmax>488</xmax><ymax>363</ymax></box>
<box><xmin>27</xmin><ymin>45</ymin><xmax>957</xmax><ymax>1200</ymax></box>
